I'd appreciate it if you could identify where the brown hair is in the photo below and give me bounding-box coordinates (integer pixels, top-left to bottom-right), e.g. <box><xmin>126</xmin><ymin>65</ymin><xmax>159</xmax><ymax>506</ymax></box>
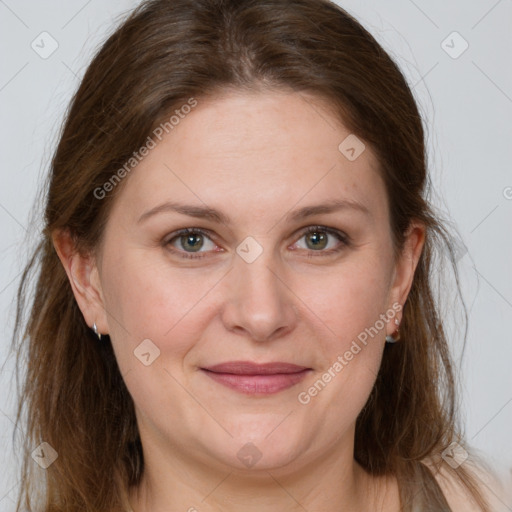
<box><xmin>12</xmin><ymin>0</ymin><xmax>493</xmax><ymax>510</ymax></box>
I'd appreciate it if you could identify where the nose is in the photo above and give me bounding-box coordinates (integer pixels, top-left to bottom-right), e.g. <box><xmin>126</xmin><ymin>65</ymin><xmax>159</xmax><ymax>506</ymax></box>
<box><xmin>220</xmin><ymin>247</ymin><xmax>298</xmax><ymax>343</ymax></box>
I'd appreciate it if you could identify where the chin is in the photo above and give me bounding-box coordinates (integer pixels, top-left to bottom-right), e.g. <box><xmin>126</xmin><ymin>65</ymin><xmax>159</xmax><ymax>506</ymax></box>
<box><xmin>220</xmin><ymin>427</ymin><xmax>305</xmax><ymax>472</ymax></box>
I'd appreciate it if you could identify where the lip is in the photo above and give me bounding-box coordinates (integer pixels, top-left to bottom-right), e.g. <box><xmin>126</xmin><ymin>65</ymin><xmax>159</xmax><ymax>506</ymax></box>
<box><xmin>201</xmin><ymin>361</ymin><xmax>311</xmax><ymax>395</ymax></box>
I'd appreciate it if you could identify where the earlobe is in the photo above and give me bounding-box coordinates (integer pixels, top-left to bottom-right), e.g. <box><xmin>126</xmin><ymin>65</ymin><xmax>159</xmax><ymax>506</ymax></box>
<box><xmin>51</xmin><ymin>229</ymin><xmax>108</xmax><ymax>335</ymax></box>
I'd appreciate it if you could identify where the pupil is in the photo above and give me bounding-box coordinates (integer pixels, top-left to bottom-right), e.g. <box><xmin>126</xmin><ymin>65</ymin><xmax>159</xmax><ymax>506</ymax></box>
<box><xmin>307</xmin><ymin>231</ymin><xmax>327</xmax><ymax>250</ymax></box>
<box><xmin>183</xmin><ymin>234</ymin><xmax>202</xmax><ymax>252</ymax></box>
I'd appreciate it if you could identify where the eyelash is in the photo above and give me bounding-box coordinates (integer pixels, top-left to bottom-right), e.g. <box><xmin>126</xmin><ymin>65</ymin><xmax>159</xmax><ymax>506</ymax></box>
<box><xmin>164</xmin><ymin>225</ymin><xmax>350</xmax><ymax>260</ymax></box>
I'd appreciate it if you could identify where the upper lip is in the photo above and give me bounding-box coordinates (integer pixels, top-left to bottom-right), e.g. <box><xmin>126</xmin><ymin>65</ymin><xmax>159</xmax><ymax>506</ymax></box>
<box><xmin>202</xmin><ymin>361</ymin><xmax>310</xmax><ymax>375</ymax></box>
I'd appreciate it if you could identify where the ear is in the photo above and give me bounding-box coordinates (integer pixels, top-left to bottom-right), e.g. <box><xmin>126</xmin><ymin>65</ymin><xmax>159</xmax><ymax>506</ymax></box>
<box><xmin>387</xmin><ymin>221</ymin><xmax>426</xmax><ymax>327</ymax></box>
<box><xmin>52</xmin><ymin>229</ymin><xmax>109</xmax><ymax>336</ymax></box>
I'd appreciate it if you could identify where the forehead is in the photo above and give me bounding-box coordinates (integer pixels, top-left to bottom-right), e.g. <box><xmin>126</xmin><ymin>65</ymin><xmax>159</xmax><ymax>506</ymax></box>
<box><xmin>110</xmin><ymin>90</ymin><xmax>388</xmax><ymax>228</ymax></box>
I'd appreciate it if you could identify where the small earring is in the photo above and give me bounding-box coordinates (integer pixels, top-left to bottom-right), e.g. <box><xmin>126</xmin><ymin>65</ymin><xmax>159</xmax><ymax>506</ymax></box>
<box><xmin>386</xmin><ymin>318</ymin><xmax>400</xmax><ymax>343</ymax></box>
<box><xmin>92</xmin><ymin>322</ymin><xmax>102</xmax><ymax>341</ymax></box>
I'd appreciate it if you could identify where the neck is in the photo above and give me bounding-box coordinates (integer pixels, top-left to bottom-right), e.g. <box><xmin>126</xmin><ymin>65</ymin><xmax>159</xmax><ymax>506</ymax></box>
<box><xmin>128</xmin><ymin>430</ymin><xmax>390</xmax><ymax>512</ymax></box>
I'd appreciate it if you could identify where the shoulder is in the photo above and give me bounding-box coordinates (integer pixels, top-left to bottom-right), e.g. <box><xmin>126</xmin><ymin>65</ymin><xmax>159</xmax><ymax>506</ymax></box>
<box><xmin>421</xmin><ymin>455</ymin><xmax>512</xmax><ymax>512</ymax></box>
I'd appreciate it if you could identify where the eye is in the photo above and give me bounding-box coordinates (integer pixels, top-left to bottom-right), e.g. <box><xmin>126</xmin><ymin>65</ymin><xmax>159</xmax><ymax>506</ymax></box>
<box><xmin>165</xmin><ymin>228</ymin><xmax>219</xmax><ymax>259</ymax></box>
<box><xmin>164</xmin><ymin>225</ymin><xmax>350</xmax><ymax>260</ymax></box>
<box><xmin>291</xmin><ymin>225</ymin><xmax>349</xmax><ymax>256</ymax></box>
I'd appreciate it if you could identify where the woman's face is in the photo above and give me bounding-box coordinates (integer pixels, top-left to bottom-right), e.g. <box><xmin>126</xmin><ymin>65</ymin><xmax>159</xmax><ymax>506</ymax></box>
<box><xmin>81</xmin><ymin>90</ymin><xmax>423</xmax><ymax>474</ymax></box>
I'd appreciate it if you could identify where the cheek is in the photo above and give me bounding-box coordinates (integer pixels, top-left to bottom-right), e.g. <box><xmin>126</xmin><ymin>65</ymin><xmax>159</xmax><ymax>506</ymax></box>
<box><xmin>295</xmin><ymin>268</ymin><xmax>388</xmax><ymax>436</ymax></box>
<box><xmin>300</xmin><ymin>253</ymin><xmax>392</xmax><ymax>345</ymax></box>
<box><xmin>100</xmin><ymin>251</ymin><xmax>212</xmax><ymax>420</ymax></box>
<box><xmin>101</xmin><ymin>249</ymin><xmax>219</xmax><ymax>365</ymax></box>
<box><xmin>292</xmin><ymin>251</ymin><xmax>391</xmax><ymax>406</ymax></box>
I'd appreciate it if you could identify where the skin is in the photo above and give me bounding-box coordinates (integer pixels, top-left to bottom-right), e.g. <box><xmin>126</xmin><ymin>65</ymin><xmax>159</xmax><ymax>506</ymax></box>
<box><xmin>54</xmin><ymin>89</ymin><xmax>427</xmax><ymax>511</ymax></box>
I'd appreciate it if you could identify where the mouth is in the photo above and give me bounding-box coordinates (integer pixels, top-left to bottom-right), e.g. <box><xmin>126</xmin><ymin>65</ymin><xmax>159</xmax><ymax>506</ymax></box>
<box><xmin>200</xmin><ymin>361</ymin><xmax>312</xmax><ymax>395</ymax></box>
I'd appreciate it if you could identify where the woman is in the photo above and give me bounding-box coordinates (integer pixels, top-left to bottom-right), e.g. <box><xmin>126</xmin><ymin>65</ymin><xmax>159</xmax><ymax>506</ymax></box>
<box><xmin>12</xmin><ymin>0</ymin><xmax>508</xmax><ymax>510</ymax></box>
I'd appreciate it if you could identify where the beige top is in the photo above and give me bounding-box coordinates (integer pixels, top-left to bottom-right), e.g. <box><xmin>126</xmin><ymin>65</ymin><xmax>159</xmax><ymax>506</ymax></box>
<box><xmin>125</xmin><ymin>466</ymin><xmax>512</xmax><ymax>511</ymax></box>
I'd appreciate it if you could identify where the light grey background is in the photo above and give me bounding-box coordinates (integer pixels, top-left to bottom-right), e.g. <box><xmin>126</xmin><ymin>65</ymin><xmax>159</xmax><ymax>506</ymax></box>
<box><xmin>1</xmin><ymin>0</ymin><xmax>511</xmax><ymax>509</ymax></box>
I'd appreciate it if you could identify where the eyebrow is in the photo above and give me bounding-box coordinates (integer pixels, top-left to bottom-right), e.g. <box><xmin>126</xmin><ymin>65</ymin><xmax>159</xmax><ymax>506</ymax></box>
<box><xmin>137</xmin><ymin>198</ymin><xmax>371</xmax><ymax>225</ymax></box>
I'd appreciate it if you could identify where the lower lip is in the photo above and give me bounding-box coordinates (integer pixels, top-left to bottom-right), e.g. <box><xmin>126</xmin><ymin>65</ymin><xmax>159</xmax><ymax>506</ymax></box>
<box><xmin>201</xmin><ymin>369</ymin><xmax>311</xmax><ymax>395</ymax></box>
